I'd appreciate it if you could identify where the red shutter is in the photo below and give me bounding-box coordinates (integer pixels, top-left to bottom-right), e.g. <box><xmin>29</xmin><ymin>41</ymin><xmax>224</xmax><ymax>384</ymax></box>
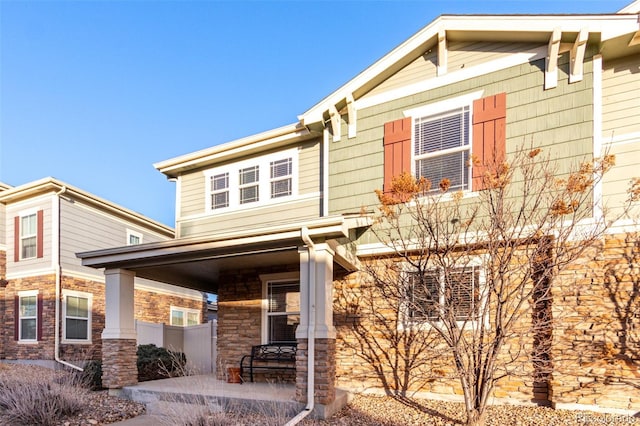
<box><xmin>14</xmin><ymin>216</ymin><xmax>20</xmax><ymax>262</ymax></box>
<box><xmin>36</xmin><ymin>210</ymin><xmax>44</xmax><ymax>259</ymax></box>
<box><xmin>37</xmin><ymin>293</ymin><xmax>43</xmax><ymax>341</ymax></box>
<box><xmin>383</xmin><ymin>117</ymin><xmax>412</xmax><ymax>194</ymax></box>
<box><xmin>472</xmin><ymin>93</ymin><xmax>506</xmax><ymax>191</ymax></box>
<box><xmin>14</xmin><ymin>296</ymin><xmax>19</xmax><ymax>341</ymax></box>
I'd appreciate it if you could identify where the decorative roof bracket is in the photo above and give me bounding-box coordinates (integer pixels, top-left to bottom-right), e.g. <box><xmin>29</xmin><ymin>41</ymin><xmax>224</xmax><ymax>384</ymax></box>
<box><xmin>329</xmin><ymin>106</ymin><xmax>341</xmax><ymax>142</ymax></box>
<box><xmin>569</xmin><ymin>29</ymin><xmax>588</xmax><ymax>83</ymax></box>
<box><xmin>437</xmin><ymin>29</ymin><xmax>447</xmax><ymax>76</ymax></box>
<box><xmin>545</xmin><ymin>28</ymin><xmax>561</xmax><ymax>90</ymax></box>
<box><xmin>346</xmin><ymin>94</ymin><xmax>357</xmax><ymax>139</ymax></box>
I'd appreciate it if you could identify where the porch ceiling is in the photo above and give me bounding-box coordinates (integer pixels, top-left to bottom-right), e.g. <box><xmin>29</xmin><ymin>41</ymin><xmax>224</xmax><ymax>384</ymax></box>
<box><xmin>78</xmin><ymin>215</ymin><xmax>370</xmax><ymax>293</ymax></box>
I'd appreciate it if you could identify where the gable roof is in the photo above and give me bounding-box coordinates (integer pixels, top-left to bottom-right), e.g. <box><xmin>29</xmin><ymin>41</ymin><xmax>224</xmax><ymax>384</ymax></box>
<box><xmin>0</xmin><ymin>177</ymin><xmax>173</xmax><ymax>237</ymax></box>
<box><xmin>298</xmin><ymin>10</ymin><xmax>640</xmax><ymax>128</ymax></box>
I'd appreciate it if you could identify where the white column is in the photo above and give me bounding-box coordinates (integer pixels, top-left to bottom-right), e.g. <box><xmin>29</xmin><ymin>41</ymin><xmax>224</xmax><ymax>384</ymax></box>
<box><xmin>102</xmin><ymin>268</ymin><xmax>137</xmax><ymax>340</ymax></box>
<box><xmin>313</xmin><ymin>243</ymin><xmax>336</xmax><ymax>339</ymax></box>
<box><xmin>296</xmin><ymin>247</ymin><xmax>310</xmax><ymax>339</ymax></box>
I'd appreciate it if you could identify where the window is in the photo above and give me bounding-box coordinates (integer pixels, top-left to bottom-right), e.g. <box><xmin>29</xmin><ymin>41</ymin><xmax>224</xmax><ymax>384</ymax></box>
<box><xmin>170</xmin><ymin>307</ymin><xmax>200</xmax><ymax>326</ymax></box>
<box><xmin>266</xmin><ymin>280</ymin><xmax>300</xmax><ymax>344</ymax></box>
<box><xmin>126</xmin><ymin>229</ymin><xmax>143</xmax><ymax>245</ymax></box>
<box><xmin>414</xmin><ymin>106</ymin><xmax>471</xmax><ymax>193</ymax></box>
<box><xmin>210</xmin><ymin>172</ymin><xmax>229</xmax><ymax>209</ymax></box>
<box><xmin>63</xmin><ymin>291</ymin><xmax>91</xmax><ymax>342</ymax></box>
<box><xmin>18</xmin><ymin>290</ymin><xmax>38</xmax><ymax>341</ymax></box>
<box><xmin>239</xmin><ymin>165</ymin><xmax>259</xmax><ymax>204</ymax></box>
<box><xmin>407</xmin><ymin>265</ymin><xmax>481</xmax><ymax>323</ymax></box>
<box><xmin>270</xmin><ymin>158</ymin><xmax>292</xmax><ymax>198</ymax></box>
<box><xmin>20</xmin><ymin>214</ymin><xmax>37</xmax><ymax>259</ymax></box>
<box><xmin>204</xmin><ymin>148</ymin><xmax>298</xmax><ymax>212</ymax></box>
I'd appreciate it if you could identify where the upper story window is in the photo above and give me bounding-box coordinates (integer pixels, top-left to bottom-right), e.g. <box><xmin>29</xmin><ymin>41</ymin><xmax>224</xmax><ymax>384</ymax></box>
<box><xmin>270</xmin><ymin>158</ymin><xmax>292</xmax><ymax>198</ymax></box>
<box><xmin>126</xmin><ymin>229</ymin><xmax>143</xmax><ymax>245</ymax></box>
<box><xmin>414</xmin><ymin>106</ymin><xmax>471</xmax><ymax>193</ymax></box>
<box><xmin>21</xmin><ymin>214</ymin><xmax>38</xmax><ymax>259</ymax></box>
<box><xmin>204</xmin><ymin>148</ymin><xmax>298</xmax><ymax>213</ymax></box>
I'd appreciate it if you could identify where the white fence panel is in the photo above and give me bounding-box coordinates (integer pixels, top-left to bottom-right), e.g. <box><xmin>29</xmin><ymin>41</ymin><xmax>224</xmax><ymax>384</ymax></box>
<box><xmin>184</xmin><ymin>320</ymin><xmax>217</xmax><ymax>374</ymax></box>
<box><xmin>135</xmin><ymin>320</ymin><xmax>217</xmax><ymax>375</ymax></box>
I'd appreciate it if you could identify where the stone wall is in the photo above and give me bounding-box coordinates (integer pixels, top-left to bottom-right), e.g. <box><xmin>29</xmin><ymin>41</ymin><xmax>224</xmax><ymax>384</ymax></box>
<box><xmin>550</xmin><ymin>233</ymin><xmax>640</xmax><ymax>412</ymax></box>
<box><xmin>1</xmin><ymin>273</ymin><xmax>206</xmax><ymax>363</ymax></box>
<box><xmin>333</xmin><ymin>233</ymin><xmax>640</xmax><ymax>414</ymax></box>
<box><xmin>216</xmin><ymin>265</ymin><xmax>298</xmax><ymax>381</ymax></box>
<box><xmin>1</xmin><ymin>274</ymin><xmax>57</xmax><ymax>360</ymax></box>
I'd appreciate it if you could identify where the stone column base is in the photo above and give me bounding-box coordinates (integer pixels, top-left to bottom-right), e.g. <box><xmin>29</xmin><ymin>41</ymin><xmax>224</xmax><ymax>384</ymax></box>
<box><xmin>102</xmin><ymin>338</ymin><xmax>138</xmax><ymax>389</ymax></box>
<box><xmin>295</xmin><ymin>338</ymin><xmax>336</xmax><ymax>405</ymax></box>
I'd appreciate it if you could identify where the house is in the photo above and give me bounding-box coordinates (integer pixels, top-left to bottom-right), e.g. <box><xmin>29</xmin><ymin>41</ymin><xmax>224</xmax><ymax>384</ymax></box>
<box><xmin>0</xmin><ymin>178</ymin><xmax>206</xmax><ymax>368</ymax></box>
<box><xmin>79</xmin><ymin>1</ymin><xmax>640</xmax><ymax>418</ymax></box>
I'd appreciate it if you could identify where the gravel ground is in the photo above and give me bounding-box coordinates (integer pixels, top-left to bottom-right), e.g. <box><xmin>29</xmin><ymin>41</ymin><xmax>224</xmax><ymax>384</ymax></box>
<box><xmin>1</xmin><ymin>363</ymin><xmax>637</xmax><ymax>425</ymax></box>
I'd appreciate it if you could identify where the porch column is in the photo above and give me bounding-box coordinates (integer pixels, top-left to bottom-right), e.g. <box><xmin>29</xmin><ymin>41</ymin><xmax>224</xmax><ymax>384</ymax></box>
<box><xmin>296</xmin><ymin>243</ymin><xmax>337</xmax><ymax>413</ymax></box>
<box><xmin>102</xmin><ymin>268</ymin><xmax>138</xmax><ymax>392</ymax></box>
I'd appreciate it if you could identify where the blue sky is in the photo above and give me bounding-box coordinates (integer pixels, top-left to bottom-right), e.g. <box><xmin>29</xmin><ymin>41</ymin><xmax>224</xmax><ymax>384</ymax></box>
<box><xmin>0</xmin><ymin>0</ymin><xmax>630</xmax><ymax>227</ymax></box>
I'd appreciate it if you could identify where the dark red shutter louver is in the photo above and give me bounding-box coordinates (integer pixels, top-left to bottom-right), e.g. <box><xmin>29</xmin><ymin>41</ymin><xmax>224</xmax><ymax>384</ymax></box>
<box><xmin>383</xmin><ymin>117</ymin><xmax>412</xmax><ymax>194</ymax></box>
<box><xmin>472</xmin><ymin>93</ymin><xmax>507</xmax><ymax>191</ymax></box>
<box><xmin>13</xmin><ymin>216</ymin><xmax>19</xmax><ymax>263</ymax></box>
<box><xmin>36</xmin><ymin>210</ymin><xmax>44</xmax><ymax>259</ymax></box>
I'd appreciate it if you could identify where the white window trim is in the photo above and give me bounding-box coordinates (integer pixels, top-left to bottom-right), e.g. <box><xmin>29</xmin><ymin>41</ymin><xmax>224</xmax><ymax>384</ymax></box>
<box><xmin>170</xmin><ymin>306</ymin><xmax>201</xmax><ymax>327</ymax></box>
<box><xmin>17</xmin><ymin>290</ymin><xmax>39</xmax><ymax>343</ymax></box>
<box><xmin>62</xmin><ymin>290</ymin><xmax>92</xmax><ymax>344</ymax></box>
<box><xmin>260</xmin><ymin>272</ymin><xmax>300</xmax><ymax>345</ymax></box>
<box><xmin>126</xmin><ymin>229</ymin><xmax>143</xmax><ymax>246</ymax></box>
<box><xmin>204</xmin><ymin>148</ymin><xmax>299</xmax><ymax>214</ymax></box>
<box><xmin>19</xmin><ymin>209</ymin><xmax>38</xmax><ymax>261</ymax></box>
<box><xmin>400</xmin><ymin>256</ymin><xmax>487</xmax><ymax>331</ymax></box>
<box><xmin>404</xmin><ymin>91</ymin><xmax>483</xmax><ymax>196</ymax></box>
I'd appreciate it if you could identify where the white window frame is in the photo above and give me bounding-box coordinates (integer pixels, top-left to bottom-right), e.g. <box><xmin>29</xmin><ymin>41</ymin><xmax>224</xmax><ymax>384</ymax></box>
<box><xmin>19</xmin><ymin>211</ymin><xmax>38</xmax><ymax>260</ymax></box>
<box><xmin>260</xmin><ymin>272</ymin><xmax>300</xmax><ymax>345</ymax></box>
<box><xmin>62</xmin><ymin>290</ymin><xmax>92</xmax><ymax>344</ymax></box>
<box><xmin>170</xmin><ymin>306</ymin><xmax>201</xmax><ymax>327</ymax></box>
<box><xmin>401</xmin><ymin>257</ymin><xmax>486</xmax><ymax>330</ymax></box>
<box><xmin>404</xmin><ymin>91</ymin><xmax>483</xmax><ymax>195</ymax></box>
<box><xmin>126</xmin><ymin>229</ymin><xmax>143</xmax><ymax>246</ymax></box>
<box><xmin>18</xmin><ymin>290</ymin><xmax>38</xmax><ymax>342</ymax></box>
<box><xmin>204</xmin><ymin>148</ymin><xmax>299</xmax><ymax>213</ymax></box>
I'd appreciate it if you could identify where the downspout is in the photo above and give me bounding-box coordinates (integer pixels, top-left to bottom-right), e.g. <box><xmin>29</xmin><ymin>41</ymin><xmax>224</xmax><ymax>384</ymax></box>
<box><xmin>53</xmin><ymin>186</ymin><xmax>83</xmax><ymax>371</ymax></box>
<box><xmin>285</xmin><ymin>227</ymin><xmax>316</xmax><ymax>425</ymax></box>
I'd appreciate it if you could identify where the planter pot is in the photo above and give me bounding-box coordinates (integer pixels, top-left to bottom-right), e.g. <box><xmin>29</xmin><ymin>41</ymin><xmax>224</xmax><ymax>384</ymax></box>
<box><xmin>227</xmin><ymin>367</ymin><xmax>242</xmax><ymax>384</ymax></box>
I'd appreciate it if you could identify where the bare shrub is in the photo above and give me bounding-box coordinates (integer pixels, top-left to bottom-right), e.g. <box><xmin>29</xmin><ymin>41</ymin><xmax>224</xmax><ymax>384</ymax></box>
<box><xmin>0</xmin><ymin>365</ymin><xmax>86</xmax><ymax>426</ymax></box>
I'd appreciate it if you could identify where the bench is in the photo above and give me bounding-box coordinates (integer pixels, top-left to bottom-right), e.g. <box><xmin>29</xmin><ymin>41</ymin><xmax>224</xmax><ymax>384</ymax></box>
<box><xmin>240</xmin><ymin>343</ymin><xmax>297</xmax><ymax>382</ymax></box>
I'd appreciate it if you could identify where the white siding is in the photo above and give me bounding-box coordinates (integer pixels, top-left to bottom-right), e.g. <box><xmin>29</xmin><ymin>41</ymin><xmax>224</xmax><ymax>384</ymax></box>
<box><xmin>5</xmin><ymin>196</ymin><xmax>54</xmax><ymax>277</ymax></box>
<box><xmin>59</xmin><ymin>198</ymin><xmax>170</xmax><ymax>278</ymax></box>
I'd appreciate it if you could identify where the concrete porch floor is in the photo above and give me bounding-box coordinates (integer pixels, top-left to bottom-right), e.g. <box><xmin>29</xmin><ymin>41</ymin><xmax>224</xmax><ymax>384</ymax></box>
<box><xmin>119</xmin><ymin>375</ymin><xmax>349</xmax><ymax>421</ymax></box>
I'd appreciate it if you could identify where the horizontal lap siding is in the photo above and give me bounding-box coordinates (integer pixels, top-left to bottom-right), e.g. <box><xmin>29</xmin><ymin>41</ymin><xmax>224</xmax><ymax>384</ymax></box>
<box><xmin>603</xmin><ymin>140</ymin><xmax>640</xmax><ymax>218</ymax></box>
<box><xmin>59</xmin><ymin>199</ymin><xmax>170</xmax><ymax>277</ymax></box>
<box><xmin>178</xmin><ymin>139</ymin><xmax>321</xmax><ymax>238</ymax></box>
<box><xmin>6</xmin><ymin>199</ymin><xmax>53</xmax><ymax>276</ymax></box>
<box><xmin>332</xmin><ymin>49</ymin><xmax>595</xmax><ymax>244</ymax></box>
<box><xmin>602</xmin><ymin>55</ymin><xmax>640</xmax><ymax>137</ymax></box>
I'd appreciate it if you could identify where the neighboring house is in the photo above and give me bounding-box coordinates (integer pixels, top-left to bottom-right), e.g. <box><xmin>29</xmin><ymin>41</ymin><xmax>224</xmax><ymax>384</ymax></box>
<box><xmin>79</xmin><ymin>2</ymin><xmax>640</xmax><ymax>418</ymax></box>
<box><xmin>0</xmin><ymin>178</ymin><xmax>205</xmax><ymax>367</ymax></box>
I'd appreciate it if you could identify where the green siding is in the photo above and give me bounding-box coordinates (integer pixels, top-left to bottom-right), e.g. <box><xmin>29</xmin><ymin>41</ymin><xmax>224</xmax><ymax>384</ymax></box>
<box><xmin>603</xmin><ymin>140</ymin><xmax>640</xmax><ymax>219</ymax></box>
<box><xmin>177</xmin><ymin>138</ymin><xmax>321</xmax><ymax>238</ymax></box>
<box><xmin>603</xmin><ymin>55</ymin><xmax>640</xmax><ymax>137</ymax></box>
<box><xmin>331</xmin><ymin>49</ymin><xmax>597</xmax><ymax>245</ymax></box>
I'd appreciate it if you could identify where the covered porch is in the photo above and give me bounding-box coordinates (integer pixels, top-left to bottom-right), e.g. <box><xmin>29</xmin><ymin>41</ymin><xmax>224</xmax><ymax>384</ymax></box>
<box><xmin>78</xmin><ymin>215</ymin><xmax>368</xmax><ymax>418</ymax></box>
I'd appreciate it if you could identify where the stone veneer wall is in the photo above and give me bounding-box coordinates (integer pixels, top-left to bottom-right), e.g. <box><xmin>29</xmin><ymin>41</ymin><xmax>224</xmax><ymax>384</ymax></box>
<box><xmin>101</xmin><ymin>338</ymin><xmax>138</xmax><ymax>388</ymax></box>
<box><xmin>549</xmin><ymin>234</ymin><xmax>640</xmax><ymax>412</ymax></box>
<box><xmin>2</xmin><ymin>273</ymin><xmax>206</xmax><ymax>362</ymax></box>
<box><xmin>216</xmin><ymin>265</ymin><xmax>298</xmax><ymax>381</ymax></box>
<box><xmin>333</xmin><ymin>234</ymin><xmax>640</xmax><ymax>413</ymax></box>
<box><xmin>2</xmin><ymin>274</ymin><xmax>57</xmax><ymax>360</ymax></box>
<box><xmin>296</xmin><ymin>338</ymin><xmax>336</xmax><ymax>405</ymax></box>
